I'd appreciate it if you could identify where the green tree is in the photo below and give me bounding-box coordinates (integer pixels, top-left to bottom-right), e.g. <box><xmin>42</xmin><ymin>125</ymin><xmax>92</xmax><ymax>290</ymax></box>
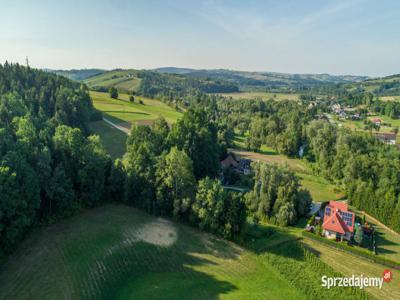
<box><xmin>109</xmin><ymin>87</ymin><xmax>118</xmax><ymax>99</ymax></box>
<box><xmin>155</xmin><ymin>147</ymin><xmax>196</xmax><ymax>219</ymax></box>
<box><xmin>169</xmin><ymin>108</ymin><xmax>220</xmax><ymax>179</ymax></box>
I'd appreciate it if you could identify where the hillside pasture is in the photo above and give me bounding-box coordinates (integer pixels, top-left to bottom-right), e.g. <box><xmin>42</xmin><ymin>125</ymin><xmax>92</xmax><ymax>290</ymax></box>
<box><xmin>0</xmin><ymin>205</ymin><xmax>306</xmax><ymax>300</ymax></box>
<box><xmin>85</xmin><ymin>70</ymin><xmax>141</xmax><ymax>93</ymax></box>
<box><xmin>91</xmin><ymin>91</ymin><xmax>182</xmax><ymax>125</ymax></box>
<box><xmin>89</xmin><ymin>120</ymin><xmax>127</xmax><ymax>159</ymax></box>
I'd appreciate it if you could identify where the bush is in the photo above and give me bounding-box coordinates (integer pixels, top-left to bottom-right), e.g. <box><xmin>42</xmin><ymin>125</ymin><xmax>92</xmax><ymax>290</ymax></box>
<box><xmin>129</xmin><ymin>96</ymin><xmax>135</xmax><ymax>102</ymax></box>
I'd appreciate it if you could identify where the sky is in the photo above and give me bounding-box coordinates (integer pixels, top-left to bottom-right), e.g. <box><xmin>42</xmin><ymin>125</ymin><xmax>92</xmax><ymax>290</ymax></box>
<box><xmin>1</xmin><ymin>0</ymin><xmax>399</xmax><ymax>76</ymax></box>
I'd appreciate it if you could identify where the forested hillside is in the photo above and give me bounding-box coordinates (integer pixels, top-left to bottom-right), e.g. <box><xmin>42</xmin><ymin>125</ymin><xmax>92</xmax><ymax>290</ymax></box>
<box><xmin>0</xmin><ymin>63</ymin><xmax>111</xmax><ymax>254</ymax></box>
<box><xmin>47</xmin><ymin>69</ymin><xmax>105</xmax><ymax>81</ymax></box>
<box><xmin>155</xmin><ymin>67</ymin><xmax>369</xmax><ymax>92</ymax></box>
<box><xmin>84</xmin><ymin>69</ymin><xmax>239</xmax><ymax>96</ymax></box>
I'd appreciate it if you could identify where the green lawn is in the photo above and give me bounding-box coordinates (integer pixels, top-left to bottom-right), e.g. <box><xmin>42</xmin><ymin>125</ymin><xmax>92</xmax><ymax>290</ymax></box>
<box><xmin>0</xmin><ymin>205</ymin><xmax>306</xmax><ymax>300</ymax></box>
<box><xmin>89</xmin><ymin>120</ymin><xmax>127</xmax><ymax>159</ymax></box>
<box><xmin>218</xmin><ymin>92</ymin><xmax>299</xmax><ymax>101</ymax></box>
<box><xmin>91</xmin><ymin>91</ymin><xmax>182</xmax><ymax>125</ymax></box>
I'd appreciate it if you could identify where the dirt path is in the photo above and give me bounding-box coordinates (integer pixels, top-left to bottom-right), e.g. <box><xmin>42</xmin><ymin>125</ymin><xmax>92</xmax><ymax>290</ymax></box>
<box><xmin>103</xmin><ymin>118</ymin><xmax>131</xmax><ymax>135</ymax></box>
<box><xmin>358</xmin><ymin>209</ymin><xmax>400</xmax><ymax>238</ymax></box>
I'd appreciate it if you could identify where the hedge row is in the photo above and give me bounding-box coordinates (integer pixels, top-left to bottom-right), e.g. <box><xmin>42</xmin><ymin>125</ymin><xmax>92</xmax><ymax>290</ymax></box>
<box><xmin>302</xmin><ymin>231</ymin><xmax>400</xmax><ymax>270</ymax></box>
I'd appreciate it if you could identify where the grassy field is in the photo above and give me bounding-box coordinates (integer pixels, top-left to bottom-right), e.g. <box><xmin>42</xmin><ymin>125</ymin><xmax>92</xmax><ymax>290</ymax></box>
<box><xmin>301</xmin><ymin>237</ymin><xmax>400</xmax><ymax>300</ymax></box>
<box><xmin>89</xmin><ymin>120</ymin><xmax>127</xmax><ymax>159</ymax></box>
<box><xmin>91</xmin><ymin>91</ymin><xmax>182</xmax><ymax>125</ymax></box>
<box><xmin>84</xmin><ymin>70</ymin><xmax>142</xmax><ymax>93</ymax></box>
<box><xmin>379</xmin><ymin>95</ymin><xmax>400</xmax><ymax>102</ymax></box>
<box><xmin>348</xmin><ymin>206</ymin><xmax>400</xmax><ymax>263</ymax></box>
<box><xmin>232</xmin><ymin>137</ymin><xmax>343</xmax><ymax>202</ymax></box>
<box><xmin>0</xmin><ymin>205</ymin><xmax>307</xmax><ymax>300</ymax></box>
<box><xmin>218</xmin><ymin>92</ymin><xmax>299</xmax><ymax>101</ymax></box>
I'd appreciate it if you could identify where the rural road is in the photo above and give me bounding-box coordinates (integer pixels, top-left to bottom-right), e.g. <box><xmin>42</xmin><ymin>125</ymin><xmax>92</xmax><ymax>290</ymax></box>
<box><xmin>103</xmin><ymin>118</ymin><xmax>131</xmax><ymax>135</ymax></box>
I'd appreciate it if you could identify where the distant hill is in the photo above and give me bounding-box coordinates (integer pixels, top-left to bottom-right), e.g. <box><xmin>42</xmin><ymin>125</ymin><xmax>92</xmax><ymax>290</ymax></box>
<box><xmin>155</xmin><ymin>67</ymin><xmax>369</xmax><ymax>92</ymax></box>
<box><xmin>82</xmin><ymin>69</ymin><xmax>239</xmax><ymax>95</ymax></box>
<box><xmin>344</xmin><ymin>74</ymin><xmax>400</xmax><ymax>96</ymax></box>
<box><xmin>46</xmin><ymin>69</ymin><xmax>105</xmax><ymax>81</ymax></box>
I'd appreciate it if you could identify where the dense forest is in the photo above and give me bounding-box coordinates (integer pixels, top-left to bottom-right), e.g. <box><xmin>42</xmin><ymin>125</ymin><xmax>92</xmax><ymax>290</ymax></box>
<box><xmin>0</xmin><ymin>63</ymin><xmax>109</xmax><ymax>254</ymax></box>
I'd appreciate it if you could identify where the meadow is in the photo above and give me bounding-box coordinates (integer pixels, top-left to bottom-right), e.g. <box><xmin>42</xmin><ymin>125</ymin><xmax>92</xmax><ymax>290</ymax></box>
<box><xmin>90</xmin><ymin>91</ymin><xmax>182</xmax><ymax>125</ymax></box>
<box><xmin>84</xmin><ymin>70</ymin><xmax>142</xmax><ymax>93</ymax></box>
<box><xmin>89</xmin><ymin>120</ymin><xmax>127</xmax><ymax>159</ymax></box>
<box><xmin>0</xmin><ymin>205</ymin><xmax>306</xmax><ymax>300</ymax></box>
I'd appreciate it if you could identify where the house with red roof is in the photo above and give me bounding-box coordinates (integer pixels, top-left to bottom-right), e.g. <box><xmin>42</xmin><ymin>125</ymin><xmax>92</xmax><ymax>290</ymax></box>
<box><xmin>322</xmin><ymin>201</ymin><xmax>355</xmax><ymax>241</ymax></box>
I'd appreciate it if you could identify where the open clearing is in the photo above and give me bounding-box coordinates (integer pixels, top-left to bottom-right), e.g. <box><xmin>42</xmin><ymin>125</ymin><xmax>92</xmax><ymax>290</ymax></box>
<box><xmin>218</xmin><ymin>92</ymin><xmax>299</xmax><ymax>101</ymax></box>
<box><xmin>0</xmin><ymin>205</ymin><xmax>306</xmax><ymax>300</ymax></box>
<box><xmin>232</xmin><ymin>142</ymin><xmax>343</xmax><ymax>202</ymax></box>
<box><xmin>91</xmin><ymin>91</ymin><xmax>182</xmax><ymax>125</ymax></box>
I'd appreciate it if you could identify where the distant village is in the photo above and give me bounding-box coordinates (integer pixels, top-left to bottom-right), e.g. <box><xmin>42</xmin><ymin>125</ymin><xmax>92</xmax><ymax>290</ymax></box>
<box><xmin>309</xmin><ymin>99</ymin><xmax>399</xmax><ymax>146</ymax></box>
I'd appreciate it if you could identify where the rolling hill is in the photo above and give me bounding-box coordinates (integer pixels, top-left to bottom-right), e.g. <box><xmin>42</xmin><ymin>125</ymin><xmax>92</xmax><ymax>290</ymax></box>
<box><xmin>155</xmin><ymin>67</ymin><xmax>369</xmax><ymax>91</ymax></box>
<box><xmin>345</xmin><ymin>74</ymin><xmax>400</xmax><ymax>96</ymax></box>
<box><xmin>46</xmin><ymin>69</ymin><xmax>105</xmax><ymax>81</ymax></box>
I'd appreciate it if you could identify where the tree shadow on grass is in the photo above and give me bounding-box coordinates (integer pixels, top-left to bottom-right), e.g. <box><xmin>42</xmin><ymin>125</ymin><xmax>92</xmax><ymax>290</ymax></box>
<box><xmin>76</xmin><ymin>223</ymin><xmax>240</xmax><ymax>299</ymax></box>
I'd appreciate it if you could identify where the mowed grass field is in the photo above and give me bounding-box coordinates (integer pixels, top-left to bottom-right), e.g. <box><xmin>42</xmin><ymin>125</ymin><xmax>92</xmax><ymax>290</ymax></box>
<box><xmin>218</xmin><ymin>92</ymin><xmax>299</xmax><ymax>101</ymax></box>
<box><xmin>91</xmin><ymin>91</ymin><xmax>182</xmax><ymax>125</ymax></box>
<box><xmin>89</xmin><ymin>120</ymin><xmax>127</xmax><ymax>159</ymax></box>
<box><xmin>301</xmin><ymin>238</ymin><xmax>400</xmax><ymax>300</ymax></box>
<box><xmin>0</xmin><ymin>205</ymin><xmax>306</xmax><ymax>300</ymax></box>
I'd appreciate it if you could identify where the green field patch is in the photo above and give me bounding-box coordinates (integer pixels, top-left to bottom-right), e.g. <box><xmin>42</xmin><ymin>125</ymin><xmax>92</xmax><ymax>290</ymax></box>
<box><xmin>91</xmin><ymin>91</ymin><xmax>182</xmax><ymax>124</ymax></box>
<box><xmin>89</xmin><ymin>121</ymin><xmax>127</xmax><ymax>159</ymax></box>
<box><xmin>0</xmin><ymin>205</ymin><xmax>305</xmax><ymax>300</ymax></box>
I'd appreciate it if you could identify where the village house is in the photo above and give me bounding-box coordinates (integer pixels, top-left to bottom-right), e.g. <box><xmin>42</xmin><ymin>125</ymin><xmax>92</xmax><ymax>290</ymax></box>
<box><xmin>374</xmin><ymin>132</ymin><xmax>397</xmax><ymax>145</ymax></box>
<box><xmin>322</xmin><ymin>201</ymin><xmax>355</xmax><ymax>241</ymax></box>
<box><xmin>371</xmin><ymin>117</ymin><xmax>382</xmax><ymax>126</ymax></box>
<box><xmin>220</xmin><ymin>153</ymin><xmax>251</xmax><ymax>175</ymax></box>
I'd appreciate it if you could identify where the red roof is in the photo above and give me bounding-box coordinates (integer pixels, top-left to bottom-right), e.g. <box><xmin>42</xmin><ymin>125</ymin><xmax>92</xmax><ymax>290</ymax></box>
<box><xmin>328</xmin><ymin>201</ymin><xmax>348</xmax><ymax>212</ymax></box>
<box><xmin>322</xmin><ymin>201</ymin><xmax>355</xmax><ymax>234</ymax></box>
<box><xmin>372</xmin><ymin>118</ymin><xmax>382</xmax><ymax>123</ymax></box>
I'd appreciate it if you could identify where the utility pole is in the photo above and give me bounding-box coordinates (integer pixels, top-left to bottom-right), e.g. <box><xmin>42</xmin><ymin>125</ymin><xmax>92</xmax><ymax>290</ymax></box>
<box><xmin>26</xmin><ymin>56</ymin><xmax>30</xmax><ymax>68</ymax></box>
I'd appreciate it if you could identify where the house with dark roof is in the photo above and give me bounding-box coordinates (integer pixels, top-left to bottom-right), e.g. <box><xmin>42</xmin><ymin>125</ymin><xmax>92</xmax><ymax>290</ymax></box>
<box><xmin>375</xmin><ymin>132</ymin><xmax>397</xmax><ymax>145</ymax></box>
<box><xmin>322</xmin><ymin>201</ymin><xmax>355</xmax><ymax>241</ymax></box>
<box><xmin>220</xmin><ymin>153</ymin><xmax>251</xmax><ymax>175</ymax></box>
<box><xmin>220</xmin><ymin>154</ymin><xmax>239</xmax><ymax>169</ymax></box>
